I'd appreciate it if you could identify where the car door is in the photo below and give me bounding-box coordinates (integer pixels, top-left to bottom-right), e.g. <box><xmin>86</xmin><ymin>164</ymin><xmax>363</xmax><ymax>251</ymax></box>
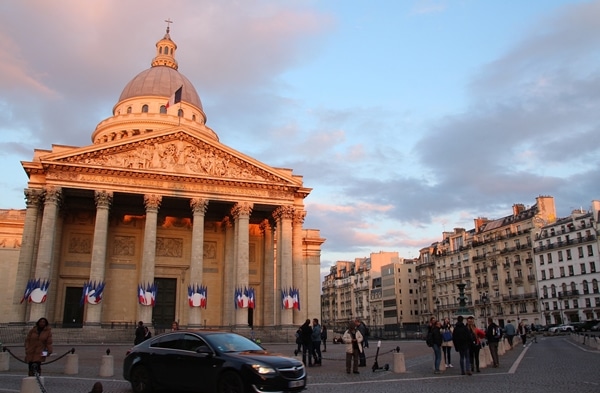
<box><xmin>148</xmin><ymin>333</ymin><xmax>188</xmax><ymax>391</ymax></box>
<box><xmin>176</xmin><ymin>333</ymin><xmax>223</xmax><ymax>392</ymax></box>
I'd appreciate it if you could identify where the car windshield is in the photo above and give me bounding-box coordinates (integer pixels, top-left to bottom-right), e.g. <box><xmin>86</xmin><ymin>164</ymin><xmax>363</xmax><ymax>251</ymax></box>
<box><xmin>205</xmin><ymin>333</ymin><xmax>264</xmax><ymax>353</ymax></box>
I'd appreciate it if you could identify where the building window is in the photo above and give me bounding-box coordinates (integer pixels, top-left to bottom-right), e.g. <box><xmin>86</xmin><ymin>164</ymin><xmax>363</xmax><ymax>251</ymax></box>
<box><xmin>568</xmin><ymin>265</ymin><xmax>574</xmax><ymax>276</ymax></box>
<box><xmin>547</xmin><ymin>253</ymin><xmax>553</xmax><ymax>263</ymax></box>
<box><xmin>539</xmin><ymin>255</ymin><xmax>545</xmax><ymax>265</ymax></box>
<box><xmin>559</xmin><ymin>267</ymin><xmax>565</xmax><ymax>277</ymax></box>
<box><xmin>551</xmin><ymin>285</ymin><xmax>557</xmax><ymax>297</ymax></box>
<box><xmin>541</xmin><ymin>270</ymin><xmax>546</xmax><ymax>280</ymax></box>
<box><xmin>160</xmin><ymin>105</ymin><xmax>167</xmax><ymax>114</ymax></box>
<box><xmin>581</xmin><ymin>263</ymin><xmax>586</xmax><ymax>274</ymax></box>
<box><xmin>566</xmin><ymin>249</ymin><xmax>572</xmax><ymax>260</ymax></box>
<box><xmin>549</xmin><ymin>268</ymin><xmax>554</xmax><ymax>279</ymax></box>
<box><xmin>582</xmin><ymin>281</ymin><xmax>589</xmax><ymax>294</ymax></box>
<box><xmin>591</xmin><ymin>262</ymin><xmax>597</xmax><ymax>273</ymax></box>
<box><xmin>142</xmin><ymin>104</ymin><xmax>148</xmax><ymax>113</ymax></box>
<box><xmin>587</xmin><ymin>245</ymin><xmax>594</xmax><ymax>257</ymax></box>
<box><xmin>578</xmin><ymin>247</ymin><xmax>584</xmax><ymax>258</ymax></box>
<box><xmin>178</xmin><ymin>109</ymin><xmax>184</xmax><ymax>117</ymax></box>
<box><xmin>595</xmin><ymin>297</ymin><xmax>600</xmax><ymax>306</ymax></box>
<box><xmin>558</xmin><ymin>251</ymin><xmax>563</xmax><ymax>262</ymax></box>
<box><xmin>593</xmin><ymin>279</ymin><xmax>599</xmax><ymax>294</ymax></box>
<box><xmin>192</xmin><ymin>114</ymin><xmax>196</xmax><ymax>121</ymax></box>
<box><xmin>127</xmin><ymin>106</ymin><xmax>132</xmax><ymax>114</ymax></box>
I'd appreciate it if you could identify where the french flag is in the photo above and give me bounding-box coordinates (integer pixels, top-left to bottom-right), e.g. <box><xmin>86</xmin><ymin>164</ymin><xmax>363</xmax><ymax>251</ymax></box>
<box><xmin>165</xmin><ymin>86</ymin><xmax>182</xmax><ymax>108</ymax></box>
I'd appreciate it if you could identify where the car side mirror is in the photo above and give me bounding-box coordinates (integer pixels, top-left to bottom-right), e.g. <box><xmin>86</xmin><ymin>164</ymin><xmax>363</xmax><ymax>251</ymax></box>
<box><xmin>196</xmin><ymin>345</ymin><xmax>212</xmax><ymax>355</ymax></box>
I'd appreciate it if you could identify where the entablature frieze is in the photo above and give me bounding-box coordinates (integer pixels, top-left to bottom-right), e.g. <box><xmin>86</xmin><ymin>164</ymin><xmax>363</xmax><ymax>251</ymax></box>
<box><xmin>46</xmin><ymin>171</ymin><xmax>296</xmax><ymax>202</ymax></box>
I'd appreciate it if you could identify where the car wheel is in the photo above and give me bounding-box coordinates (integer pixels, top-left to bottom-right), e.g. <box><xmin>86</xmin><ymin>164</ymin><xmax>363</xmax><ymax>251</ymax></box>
<box><xmin>217</xmin><ymin>371</ymin><xmax>245</xmax><ymax>393</ymax></box>
<box><xmin>130</xmin><ymin>365</ymin><xmax>153</xmax><ymax>393</ymax></box>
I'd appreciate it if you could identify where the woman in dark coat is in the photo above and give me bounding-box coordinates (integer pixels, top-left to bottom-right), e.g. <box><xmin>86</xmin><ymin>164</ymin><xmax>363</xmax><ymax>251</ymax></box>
<box><xmin>24</xmin><ymin>317</ymin><xmax>53</xmax><ymax>376</ymax></box>
<box><xmin>452</xmin><ymin>315</ymin><xmax>472</xmax><ymax>375</ymax></box>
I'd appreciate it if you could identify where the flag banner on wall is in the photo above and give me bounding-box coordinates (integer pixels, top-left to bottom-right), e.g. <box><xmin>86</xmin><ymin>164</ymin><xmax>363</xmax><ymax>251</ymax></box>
<box><xmin>138</xmin><ymin>282</ymin><xmax>157</xmax><ymax>306</ymax></box>
<box><xmin>234</xmin><ymin>286</ymin><xmax>255</xmax><ymax>309</ymax></box>
<box><xmin>21</xmin><ymin>278</ymin><xmax>50</xmax><ymax>304</ymax></box>
<box><xmin>281</xmin><ymin>287</ymin><xmax>300</xmax><ymax>310</ymax></box>
<box><xmin>165</xmin><ymin>85</ymin><xmax>183</xmax><ymax>108</ymax></box>
<box><xmin>188</xmin><ymin>284</ymin><xmax>207</xmax><ymax>308</ymax></box>
<box><xmin>80</xmin><ymin>280</ymin><xmax>105</xmax><ymax>306</ymax></box>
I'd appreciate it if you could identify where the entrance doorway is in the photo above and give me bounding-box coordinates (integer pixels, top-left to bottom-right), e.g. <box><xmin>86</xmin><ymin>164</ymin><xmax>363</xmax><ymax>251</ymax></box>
<box><xmin>62</xmin><ymin>287</ymin><xmax>84</xmax><ymax>328</ymax></box>
<box><xmin>153</xmin><ymin>278</ymin><xmax>177</xmax><ymax>329</ymax></box>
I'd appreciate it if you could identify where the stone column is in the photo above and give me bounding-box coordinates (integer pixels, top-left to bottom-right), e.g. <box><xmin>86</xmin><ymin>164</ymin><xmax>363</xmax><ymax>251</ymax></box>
<box><xmin>232</xmin><ymin>202</ymin><xmax>253</xmax><ymax>326</ymax></box>
<box><xmin>137</xmin><ymin>194</ymin><xmax>161</xmax><ymax>325</ymax></box>
<box><xmin>292</xmin><ymin>209</ymin><xmax>306</xmax><ymax>324</ymax></box>
<box><xmin>260</xmin><ymin>219</ymin><xmax>275</xmax><ymax>326</ymax></box>
<box><xmin>13</xmin><ymin>189</ymin><xmax>43</xmax><ymax>322</ymax></box>
<box><xmin>274</xmin><ymin>206</ymin><xmax>294</xmax><ymax>326</ymax></box>
<box><xmin>222</xmin><ymin>217</ymin><xmax>234</xmax><ymax>327</ymax></box>
<box><xmin>29</xmin><ymin>186</ymin><xmax>62</xmax><ymax>323</ymax></box>
<box><xmin>188</xmin><ymin>198</ymin><xmax>208</xmax><ymax>327</ymax></box>
<box><xmin>85</xmin><ymin>191</ymin><xmax>113</xmax><ymax>326</ymax></box>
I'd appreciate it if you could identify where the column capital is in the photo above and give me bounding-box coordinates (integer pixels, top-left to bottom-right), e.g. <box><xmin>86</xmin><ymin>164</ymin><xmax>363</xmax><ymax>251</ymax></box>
<box><xmin>24</xmin><ymin>188</ymin><xmax>43</xmax><ymax>208</ymax></box>
<box><xmin>231</xmin><ymin>202</ymin><xmax>253</xmax><ymax>219</ymax></box>
<box><xmin>293</xmin><ymin>209</ymin><xmax>306</xmax><ymax>226</ymax></box>
<box><xmin>259</xmin><ymin>218</ymin><xmax>272</xmax><ymax>233</ymax></box>
<box><xmin>273</xmin><ymin>205</ymin><xmax>294</xmax><ymax>221</ymax></box>
<box><xmin>144</xmin><ymin>194</ymin><xmax>162</xmax><ymax>212</ymax></box>
<box><xmin>94</xmin><ymin>190</ymin><xmax>113</xmax><ymax>208</ymax></box>
<box><xmin>190</xmin><ymin>198</ymin><xmax>209</xmax><ymax>214</ymax></box>
<box><xmin>43</xmin><ymin>186</ymin><xmax>62</xmax><ymax>205</ymax></box>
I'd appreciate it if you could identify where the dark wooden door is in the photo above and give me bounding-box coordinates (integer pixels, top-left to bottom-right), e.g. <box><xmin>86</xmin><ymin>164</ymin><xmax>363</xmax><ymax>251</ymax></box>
<box><xmin>153</xmin><ymin>278</ymin><xmax>177</xmax><ymax>329</ymax></box>
<box><xmin>62</xmin><ymin>286</ymin><xmax>84</xmax><ymax>328</ymax></box>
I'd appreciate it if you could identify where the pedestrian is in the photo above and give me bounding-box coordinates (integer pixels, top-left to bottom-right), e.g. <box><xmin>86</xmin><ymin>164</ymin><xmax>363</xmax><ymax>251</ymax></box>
<box><xmin>300</xmin><ymin>319</ymin><xmax>314</xmax><ymax>367</ymax></box>
<box><xmin>485</xmin><ymin>317</ymin><xmax>501</xmax><ymax>368</ymax></box>
<box><xmin>321</xmin><ymin>324</ymin><xmax>328</xmax><ymax>352</ymax></box>
<box><xmin>24</xmin><ymin>317</ymin><xmax>53</xmax><ymax>376</ymax></box>
<box><xmin>504</xmin><ymin>320</ymin><xmax>516</xmax><ymax>347</ymax></box>
<box><xmin>466</xmin><ymin>316</ymin><xmax>486</xmax><ymax>373</ymax></box>
<box><xmin>430</xmin><ymin>320</ymin><xmax>443</xmax><ymax>374</ymax></box>
<box><xmin>452</xmin><ymin>315</ymin><xmax>472</xmax><ymax>376</ymax></box>
<box><xmin>311</xmin><ymin>318</ymin><xmax>322</xmax><ymax>366</ymax></box>
<box><xmin>88</xmin><ymin>381</ymin><xmax>103</xmax><ymax>393</ymax></box>
<box><xmin>294</xmin><ymin>326</ymin><xmax>302</xmax><ymax>356</ymax></box>
<box><xmin>518</xmin><ymin>321</ymin><xmax>527</xmax><ymax>347</ymax></box>
<box><xmin>134</xmin><ymin>321</ymin><xmax>147</xmax><ymax>345</ymax></box>
<box><xmin>342</xmin><ymin>321</ymin><xmax>363</xmax><ymax>374</ymax></box>
<box><xmin>441</xmin><ymin>316</ymin><xmax>454</xmax><ymax>368</ymax></box>
<box><xmin>354</xmin><ymin>317</ymin><xmax>369</xmax><ymax>366</ymax></box>
<box><xmin>171</xmin><ymin>321</ymin><xmax>179</xmax><ymax>331</ymax></box>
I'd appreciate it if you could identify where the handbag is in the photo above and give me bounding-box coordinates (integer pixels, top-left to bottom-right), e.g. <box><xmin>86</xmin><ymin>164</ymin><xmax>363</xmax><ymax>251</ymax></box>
<box><xmin>442</xmin><ymin>330</ymin><xmax>452</xmax><ymax>341</ymax></box>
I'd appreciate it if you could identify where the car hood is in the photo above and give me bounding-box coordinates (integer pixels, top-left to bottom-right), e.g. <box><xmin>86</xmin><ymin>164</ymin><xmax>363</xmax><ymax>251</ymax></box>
<box><xmin>229</xmin><ymin>351</ymin><xmax>302</xmax><ymax>367</ymax></box>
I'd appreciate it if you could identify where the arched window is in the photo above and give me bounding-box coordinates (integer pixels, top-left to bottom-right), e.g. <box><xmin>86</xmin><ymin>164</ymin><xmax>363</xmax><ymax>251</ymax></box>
<box><xmin>159</xmin><ymin>47</ymin><xmax>163</xmax><ymax>54</ymax></box>
<box><xmin>126</xmin><ymin>106</ymin><xmax>132</xmax><ymax>114</ymax></box>
<box><xmin>170</xmin><ymin>48</ymin><xmax>173</xmax><ymax>55</ymax></box>
<box><xmin>570</xmin><ymin>282</ymin><xmax>577</xmax><ymax>292</ymax></box>
<box><xmin>178</xmin><ymin>109</ymin><xmax>184</xmax><ymax>117</ymax></box>
<box><xmin>561</xmin><ymin>283</ymin><xmax>567</xmax><ymax>294</ymax></box>
<box><xmin>192</xmin><ymin>114</ymin><xmax>196</xmax><ymax>121</ymax></box>
<box><xmin>141</xmin><ymin>104</ymin><xmax>149</xmax><ymax>113</ymax></box>
<box><xmin>160</xmin><ymin>105</ymin><xmax>167</xmax><ymax>114</ymax></box>
<box><xmin>582</xmin><ymin>280</ymin><xmax>589</xmax><ymax>294</ymax></box>
<box><xmin>593</xmin><ymin>279</ymin><xmax>599</xmax><ymax>294</ymax></box>
<box><xmin>551</xmin><ymin>285</ymin><xmax>556</xmax><ymax>297</ymax></box>
<box><xmin>542</xmin><ymin>285</ymin><xmax>548</xmax><ymax>297</ymax></box>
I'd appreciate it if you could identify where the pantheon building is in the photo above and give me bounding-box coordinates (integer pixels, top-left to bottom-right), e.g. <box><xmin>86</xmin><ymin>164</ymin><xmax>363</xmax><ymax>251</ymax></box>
<box><xmin>1</xmin><ymin>28</ymin><xmax>324</xmax><ymax>331</ymax></box>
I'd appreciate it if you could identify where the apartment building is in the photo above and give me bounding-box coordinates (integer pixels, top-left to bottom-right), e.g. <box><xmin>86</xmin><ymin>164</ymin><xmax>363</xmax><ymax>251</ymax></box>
<box><xmin>536</xmin><ymin>201</ymin><xmax>600</xmax><ymax>324</ymax></box>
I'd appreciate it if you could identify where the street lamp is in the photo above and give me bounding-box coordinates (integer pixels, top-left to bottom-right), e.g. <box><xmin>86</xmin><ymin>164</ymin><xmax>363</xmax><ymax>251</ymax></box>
<box><xmin>481</xmin><ymin>293</ymin><xmax>489</xmax><ymax>327</ymax></box>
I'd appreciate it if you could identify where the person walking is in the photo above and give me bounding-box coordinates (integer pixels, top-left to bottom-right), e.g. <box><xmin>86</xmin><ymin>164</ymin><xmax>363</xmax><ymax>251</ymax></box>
<box><xmin>321</xmin><ymin>324</ymin><xmax>328</xmax><ymax>352</ymax></box>
<box><xmin>452</xmin><ymin>315</ymin><xmax>471</xmax><ymax>375</ymax></box>
<box><xmin>504</xmin><ymin>320</ymin><xmax>516</xmax><ymax>347</ymax></box>
<box><xmin>354</xmin><ymin>318</ymin><xmax>369</xmax><ymax>367</ymax></box>
<box><xmin>342</xmin><ymin>321</ymin><xmax>363</xmax><ymax>374</ymax></box>
<box><xmin>294</xmin><ymin>326</ymin><xmax>302</xmax><ymax>356</ymax></box>
<box><xmin>467</xmin><ymin>316</ymin><xmax>486</xmax><ymax>373</ymax></box>
<box><xmin>300</xmin><ymin>319</ymin><xmax>314</xmax><ymax>367</ymax></box>
<box><xmin>486</xmin><ymin>317</ymin><xmax>501</xmax><ymax>368</ymax></box>
<box><xmin>311</xmin><ymin>318</ymin><xmax>322</xmax><ymax>366</ymax></box>
<box><xmin>134</xmin><ymin>321</ymin><xmax>146</xmax><ymax>345</ymax></box>
<box><xmin>24</xmin><ymin>317</ymin><xmax>53</xmax><ymax>376</ymax></box>
<box><xmin>441</xmin><ymin>316</ymin><xmax>454</xmax><ymax>368</ymax></box>
<box><xmin>518</xmin><ymin>321</ymin><xmax>527</xmax><ymax>347</ymax></box>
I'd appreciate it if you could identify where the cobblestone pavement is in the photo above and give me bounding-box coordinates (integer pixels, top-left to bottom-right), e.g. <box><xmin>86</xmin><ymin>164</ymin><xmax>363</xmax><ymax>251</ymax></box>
<box><xmin>1</xmin><ymin>335</ymin><xmax>598</xmax><ymax>392</ymax></box>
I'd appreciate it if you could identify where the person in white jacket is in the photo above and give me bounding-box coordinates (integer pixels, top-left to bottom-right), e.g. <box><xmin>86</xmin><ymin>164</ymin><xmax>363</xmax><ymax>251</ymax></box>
<box><xmin>342</xmin><ymin>322</ymin><xmax>363</xmax><ymax>374</ymax></box>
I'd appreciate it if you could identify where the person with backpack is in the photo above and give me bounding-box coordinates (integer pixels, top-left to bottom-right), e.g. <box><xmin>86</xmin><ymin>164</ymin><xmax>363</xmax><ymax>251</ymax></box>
<box><xmin>485</xmin><ymin>317</ymin><xmax>501</xmax><ymax>368</ymax></box>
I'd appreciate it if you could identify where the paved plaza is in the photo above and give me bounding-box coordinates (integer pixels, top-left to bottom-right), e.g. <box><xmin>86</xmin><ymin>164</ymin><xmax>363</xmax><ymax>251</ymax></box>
<box><xmin>0</xmin><ymin>335</ymin><xmax>598</xmax><ymax>392</ymax></box>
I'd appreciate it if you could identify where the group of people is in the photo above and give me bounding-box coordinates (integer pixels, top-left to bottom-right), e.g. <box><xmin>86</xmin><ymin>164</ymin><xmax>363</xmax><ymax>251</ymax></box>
<box><xmin>341</xmin><ymin>318</ymin><xmax>369</xmax><ymax>374</ymax></box>
<box><xmin>427</xmin><ymin>316</ymin><xmax>503</xmax><ymax>375</ymax></box>
<box><xmin>294</xmin><ymin>318</ymin><xmax>325</xmax><ymax>367</ymax></box>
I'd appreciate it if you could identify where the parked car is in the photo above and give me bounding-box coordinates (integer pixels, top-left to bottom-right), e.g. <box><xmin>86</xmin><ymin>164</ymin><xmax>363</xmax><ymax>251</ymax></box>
<box><xmin>123</xmin><ymin>330</ymin><xmax>306</xmax><ymax>393</ymax></box>
<box><xmin>575</xmin><ymin>320</ymin><xmax>599</xmax><ymax>332</ymax></box>
<box><xmin>548</xmin><ymin>324</ymin><xmax>574</xmax><ymax>333</ymax></box>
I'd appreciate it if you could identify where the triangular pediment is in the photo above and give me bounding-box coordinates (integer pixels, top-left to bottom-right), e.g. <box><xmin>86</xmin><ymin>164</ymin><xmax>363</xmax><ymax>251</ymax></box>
<box><xmin>37</xmin><ymin>129</ymin><xmax>301</xmax><ymax>187</ymax></box>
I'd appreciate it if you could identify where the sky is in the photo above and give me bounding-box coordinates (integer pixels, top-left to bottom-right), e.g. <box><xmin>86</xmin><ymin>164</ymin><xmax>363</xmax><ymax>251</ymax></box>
<box><xmin>1</xmin><ymin>1</ymin><xmax>599</xmax><ymax>278</ymax></box>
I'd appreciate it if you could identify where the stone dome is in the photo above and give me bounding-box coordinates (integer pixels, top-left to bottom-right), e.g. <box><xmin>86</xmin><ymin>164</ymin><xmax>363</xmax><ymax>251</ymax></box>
<box><xmin>118</xmin><ymin>66</ymin><xmax>202</xmax><ymax>110</ymax></box>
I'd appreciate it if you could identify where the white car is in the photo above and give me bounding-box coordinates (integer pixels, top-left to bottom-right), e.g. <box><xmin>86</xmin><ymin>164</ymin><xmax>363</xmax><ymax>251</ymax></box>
<box><xmin>548</xmin><ymin>324</ymin><xmax>574</xmax><ymax>333</ymax></box>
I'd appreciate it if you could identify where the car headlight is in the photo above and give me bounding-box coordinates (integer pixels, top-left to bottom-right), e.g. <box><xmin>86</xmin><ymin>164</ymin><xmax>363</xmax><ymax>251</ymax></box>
<box><xmin>251</xmin><ymin>364</ymin><xmax>276</xmax><ymax>375</ymax></box>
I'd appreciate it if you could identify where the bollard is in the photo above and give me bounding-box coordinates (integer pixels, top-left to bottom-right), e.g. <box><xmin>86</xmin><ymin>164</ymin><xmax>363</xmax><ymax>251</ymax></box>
<box><xmin>64</xmin><ymin>353</ymin><xmax>79</xmax><ymax>375</ymax></box>
<box><xmin>0</xmin><ymin>351</ymin><xmax>9</xmax><ymax>371</ymax></box>
<box><xmin>498</xmin><ymin>340</ymin><xmax>505</xmax><ymax>355</ymax></box>
<box><xmin>393</xmin><ymin>351</ymin><xmax>406</xmax><ymax>373</ymax></box>
<box><xmin>484</xmin><ymin>345</ymin><xmax>492</xmax><ymax>366</ymax></box>
<box><xmin>99</xmin><ymin>354</ymin><xmax>114</xmax><ymax>377</ymax></box>
<box><xmin>478</xmin><ymin>347</ymin><xmax>487</xmax><ymax>369</ymax></box>
<box><xmin>20</xmin><ymin>376</ymin><xmax>44</xmax><ymax>393</ymax></box>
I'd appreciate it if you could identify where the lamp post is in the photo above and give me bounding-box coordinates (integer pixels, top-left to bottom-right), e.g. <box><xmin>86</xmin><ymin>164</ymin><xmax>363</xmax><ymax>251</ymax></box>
<box><xmin>481</xmin><ymin>293</ymin><xmax>489</xmax><ymax>327</ymax></box>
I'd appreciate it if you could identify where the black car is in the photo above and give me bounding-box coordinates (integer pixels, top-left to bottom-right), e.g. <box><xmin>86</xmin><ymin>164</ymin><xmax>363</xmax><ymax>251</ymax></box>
<box><xmin>123</xmin><ymin>330</ymin><xmax>306</xmax><ymax>393</ymax></box>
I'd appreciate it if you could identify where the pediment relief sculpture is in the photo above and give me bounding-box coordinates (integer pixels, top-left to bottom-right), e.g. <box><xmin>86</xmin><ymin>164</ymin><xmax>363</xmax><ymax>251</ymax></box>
<box><xmin>57</xmin><ymin>134</ymin><xmax>281</xmax><ymax>183</ymax></box>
